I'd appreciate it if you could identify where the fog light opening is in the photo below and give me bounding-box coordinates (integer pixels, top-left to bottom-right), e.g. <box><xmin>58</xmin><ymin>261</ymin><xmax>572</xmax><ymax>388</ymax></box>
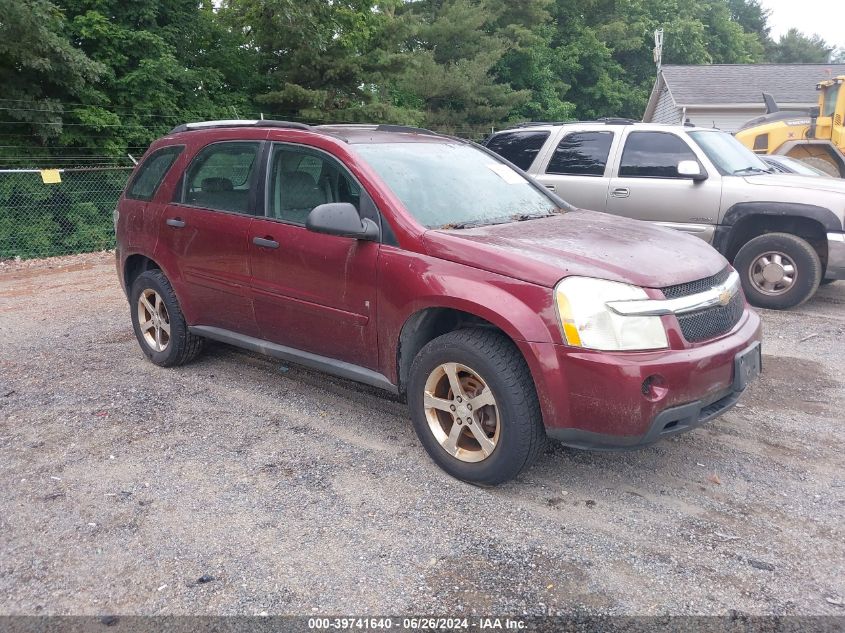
<box><xmin>641</xmin><ymin>374</ymin><xmax>668</xmax><ymax>402</ymax></box>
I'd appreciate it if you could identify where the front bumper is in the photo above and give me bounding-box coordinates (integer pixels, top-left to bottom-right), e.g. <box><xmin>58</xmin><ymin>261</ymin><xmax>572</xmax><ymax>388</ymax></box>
<box><xmin>523</xmin><ymin>308</ymin><xmax>762</xmax><ymax>450</ymax></box>
<box><xmin>825</xmin><ymin>232</ymin><xmax>845</xmax><ymax>280</ymax></box>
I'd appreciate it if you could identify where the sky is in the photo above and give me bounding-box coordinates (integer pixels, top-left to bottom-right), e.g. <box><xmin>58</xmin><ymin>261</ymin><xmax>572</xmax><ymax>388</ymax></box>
<box><xmin>759</xmin><ymin>0</ymin><xmax>844</xmax><ymax>50</ymax></box>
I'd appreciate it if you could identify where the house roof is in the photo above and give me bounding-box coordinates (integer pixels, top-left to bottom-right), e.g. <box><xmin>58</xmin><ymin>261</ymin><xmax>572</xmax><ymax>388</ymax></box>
<box><xmin>658</xmin><ymin>63</ymin><xmax>845</xmax><ymax>106</ymax></box>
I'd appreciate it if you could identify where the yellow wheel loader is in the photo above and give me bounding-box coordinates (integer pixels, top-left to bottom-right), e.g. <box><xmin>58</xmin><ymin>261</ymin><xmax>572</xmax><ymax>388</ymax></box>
<box><xmin>736</xmin><ymin>76</ymin><xmax>845</xmax><ymax>177</ymax></box>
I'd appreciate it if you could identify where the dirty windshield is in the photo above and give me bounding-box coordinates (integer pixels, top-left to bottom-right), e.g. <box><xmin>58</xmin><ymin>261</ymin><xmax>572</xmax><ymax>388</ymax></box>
<box><xmin>354</xmin><ymin>142</ymin><xmax>560</xmax><ymax>228</ymax></box>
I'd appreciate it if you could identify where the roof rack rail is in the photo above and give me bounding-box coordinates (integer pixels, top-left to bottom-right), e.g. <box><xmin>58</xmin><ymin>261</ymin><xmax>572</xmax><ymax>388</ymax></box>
<box><xmin>595</xmin><ymin>117</ymin><xmax>637</xmax><ymax>125</ymax></box>
<box><xmin>503</xmin><ymin>118</ymin><xmax>639</xmax><ymax>131</ymax></box>
<box><xmin>169</xmin><ymin>120</ymin><xmax>310</xmax><ymax>134</ymax></box>
<box><xmin>505</xmin><ymin>121</ymin><xmax>577</xmax><ymax>129</ymax></box>
<box><xmin>375</xmin><ymin>124</ymin><xmax>438</xmax><ymax>135</ymax></box>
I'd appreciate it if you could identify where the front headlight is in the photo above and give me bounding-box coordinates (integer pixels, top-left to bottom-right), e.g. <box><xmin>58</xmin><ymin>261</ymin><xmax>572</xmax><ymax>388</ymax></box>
<box><xmin>554</xmin><ymin>277</ymin><xmax>668</xmax><ymax>351</ymax></box>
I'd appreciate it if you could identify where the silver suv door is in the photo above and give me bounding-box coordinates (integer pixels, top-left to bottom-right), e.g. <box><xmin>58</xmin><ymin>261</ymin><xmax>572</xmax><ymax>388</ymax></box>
<box><xmin>532</xmin><ymin>128</ymin><xmax>616</xmax><ymax>211</ymax></box>
<box><xmin>605</xmin><ymin>129</ymin><xmax>722</xmax><ymax>243</ymax></box>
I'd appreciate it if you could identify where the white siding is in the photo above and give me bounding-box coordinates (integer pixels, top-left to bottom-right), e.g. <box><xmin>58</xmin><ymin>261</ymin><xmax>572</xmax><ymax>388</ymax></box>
<box><xmin>651</xmin><ymin>87</ymin><xmax>680</xmax><ymax>124</ymax></box>
<box><xmin>685</xmin><ymin>108</ymin><xmax>766</xmax><ymax>132</ymax></box>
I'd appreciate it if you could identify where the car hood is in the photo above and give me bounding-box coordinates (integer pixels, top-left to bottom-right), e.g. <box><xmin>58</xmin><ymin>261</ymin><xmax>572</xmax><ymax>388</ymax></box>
<box><xmin>743</xmin><ymin>173</ymin><xmax>845</xmax><ymax>194</ymax></box>
<box><xmin>423</xmin><ymin>210</ymin><xmax>728</xmax><ymax>289</ymax></box>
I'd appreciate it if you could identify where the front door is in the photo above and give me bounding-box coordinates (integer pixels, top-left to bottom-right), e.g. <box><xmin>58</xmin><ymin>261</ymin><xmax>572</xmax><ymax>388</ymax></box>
<box><xmin>605</xmin><ymin>130</ymin><xmax>722</xmax><ymax>242</ymax></box>
<box><xmin>248</xmin><ymin>143</ymin><xmax>380</xmax><ymax>369</ymax></box>
<box><xmin>160</xmin><ymin>140</ymin><xmax>263</xmax><ymax>336</ymax></box>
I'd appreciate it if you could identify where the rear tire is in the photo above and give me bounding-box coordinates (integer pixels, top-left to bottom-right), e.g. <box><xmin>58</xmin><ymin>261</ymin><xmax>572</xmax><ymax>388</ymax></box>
<box><xmin>130</xmin><ymin>270</ymin><xmax>204</xmax><ymax>367</ymax></box>
<box><xmin>407</xmin><ymin>328</ymin><xmax>546</xmax><ymax>485</ymax></box>
<box><xmin>733</xmin><ymin>232</ymin><xmax>821</xmax><ymax>309</ymax></box>
<box><xmin>798</xmin><ymin>155</ymin><xmax>843</xmax><ymax>178</ymax></box>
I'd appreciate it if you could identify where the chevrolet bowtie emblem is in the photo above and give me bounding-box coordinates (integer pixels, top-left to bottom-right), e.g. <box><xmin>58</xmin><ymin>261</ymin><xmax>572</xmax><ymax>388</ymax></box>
<box><xmin>718</xmin><ymin>288</ymin><xmax>732</xmax><ymax>306</ymax></box>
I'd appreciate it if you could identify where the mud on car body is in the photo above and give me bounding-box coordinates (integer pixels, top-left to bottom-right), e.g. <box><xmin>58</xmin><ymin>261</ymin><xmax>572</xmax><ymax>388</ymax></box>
<box><xmin>115</xmin><ymin>120</ymin><xmax>762</xmax><ymax>484</ymax></box>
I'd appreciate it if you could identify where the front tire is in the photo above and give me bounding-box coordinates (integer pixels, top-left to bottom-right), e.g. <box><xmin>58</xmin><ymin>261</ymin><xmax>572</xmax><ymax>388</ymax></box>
<box><xmin>407</xmin><ymin>328</ymin><xmax>546</xmax><ymax>485</ymax></box>
<box><xmin>733</xmin><ymin>232</ymin><xmax>821</xmax><ymax>309</ymax></box>
<box><xmin>130</xmin><ymin>269</ymin><xmax>204</xmax><ymax>367</ymax></box>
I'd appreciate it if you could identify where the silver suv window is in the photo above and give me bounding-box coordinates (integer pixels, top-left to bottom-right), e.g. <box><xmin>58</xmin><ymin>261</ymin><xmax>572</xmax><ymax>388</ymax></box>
<box><xmin>483</xmin><ymin>131</ymin><xmax>550</xmax><ymax>171</ymax></box>
<box><xmin>619</xmin><ymin>131</ymin><xmax>700</xmax><ymax>178</ymax></box>
<box><xmin>546</xmin><ymin>131</ymin><xmax>614</xmax><ymax>176</ymax></box>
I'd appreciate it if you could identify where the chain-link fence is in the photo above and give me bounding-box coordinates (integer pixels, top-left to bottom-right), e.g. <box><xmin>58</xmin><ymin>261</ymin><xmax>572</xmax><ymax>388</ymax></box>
<box><xmin>0</xmin><ymin>166</ymin><xmax>132</xmax><ymax>260</ymax></box>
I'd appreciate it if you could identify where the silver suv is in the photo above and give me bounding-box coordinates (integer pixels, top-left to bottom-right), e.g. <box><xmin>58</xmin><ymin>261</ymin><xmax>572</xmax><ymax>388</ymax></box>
<box><xmin>484</xmin><ymin>121</ymin><xmax>845</xmax><ymax>309</ymax></box>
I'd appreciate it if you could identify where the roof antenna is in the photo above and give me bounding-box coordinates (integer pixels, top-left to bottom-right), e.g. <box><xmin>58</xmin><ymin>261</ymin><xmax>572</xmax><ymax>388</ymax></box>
<box><xmin>653</xmin><ymin>29</ymin><xmax>664</xmax><ymax>71</ymax></box>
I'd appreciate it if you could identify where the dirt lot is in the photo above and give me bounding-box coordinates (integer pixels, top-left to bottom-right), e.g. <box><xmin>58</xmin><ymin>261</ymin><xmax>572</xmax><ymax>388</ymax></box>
<box><xmin>1</xmin><ymin>251</ymin><xmax>843</xmax><ymax>616</ymax></box>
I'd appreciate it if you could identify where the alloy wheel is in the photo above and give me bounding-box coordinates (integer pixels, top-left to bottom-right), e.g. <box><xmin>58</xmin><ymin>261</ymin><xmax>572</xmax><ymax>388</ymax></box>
<box><xmin>423</xmin><ymin>362</ymin><xmax>500</xmax><ymax>462</ymax></box>
<box><xmin>137</xmin><ymin>288</ymin><xmax>171</xmax><ymax>352</ymax></box>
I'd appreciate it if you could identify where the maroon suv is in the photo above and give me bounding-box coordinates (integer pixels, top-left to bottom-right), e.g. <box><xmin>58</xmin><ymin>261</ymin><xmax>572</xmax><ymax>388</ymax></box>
<box><xmin>115</xmin><ymin>120</ymin><xmax>762</xmax><ymax>485</ymax></box>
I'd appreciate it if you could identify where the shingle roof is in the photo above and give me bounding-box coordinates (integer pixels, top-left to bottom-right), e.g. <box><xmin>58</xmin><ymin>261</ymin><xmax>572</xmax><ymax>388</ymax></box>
<box><xmin>660</xmin><ymin>64</ymin><xmax>845</xmax><ymax>106</ymax></box>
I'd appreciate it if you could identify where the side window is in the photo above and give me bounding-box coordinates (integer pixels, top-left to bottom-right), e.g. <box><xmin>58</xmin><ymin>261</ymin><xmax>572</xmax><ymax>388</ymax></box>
<box><xmin>268</xmin><ymin>144</ymin><xmax>361</xmax><ymax>225</ymax></box>
<box><xmin>619</xmin><ymin>132</ymin><xmax>699</xmax><ymax>178</ymax></box>
<box><xmin>126</xmin><ymin>146</ymin><xmax>183</xmax><ymax>201</ymax></box>
<box><xmin>182</xmin><ymin>141</ymin><xmax>260</xmax><ymax>213</ymax></box>
<box><xmin>484</xmin><ymin>131</ymin><xmax>550</xmax><ymax>171</ymax></box>
<box><xmin>546</xmin><ymin>131</ymin><xmax>614</xmax><ymax>176</ymax></box>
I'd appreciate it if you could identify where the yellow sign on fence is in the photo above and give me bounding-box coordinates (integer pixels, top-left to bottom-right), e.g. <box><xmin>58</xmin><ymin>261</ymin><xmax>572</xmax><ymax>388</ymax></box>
<box><xmin>40</xmin><ymin>169</ymin><xmax>62</xmax><ymax>184</ymax></box>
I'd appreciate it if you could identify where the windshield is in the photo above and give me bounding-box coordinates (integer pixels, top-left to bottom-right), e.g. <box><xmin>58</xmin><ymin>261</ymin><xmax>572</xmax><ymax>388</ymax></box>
<box><xmin>688</xmin><ymin>130</ymin><xmax>771</xmax><ymax>175</ymax></box>
<box><xmin>353</xmin><ymin>142</ymin><xmax>559</xmax><ymax>228</ymax></box>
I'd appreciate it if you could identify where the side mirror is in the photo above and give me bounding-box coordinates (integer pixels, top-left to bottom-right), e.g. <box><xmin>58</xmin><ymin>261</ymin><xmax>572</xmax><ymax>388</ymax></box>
<box><xmin>677</xmin><ymin>160</ymin><xmax>707</xmax><ymax>182</ymax></box>
<box><xmin>305</xmin><ymin>202</ymin><xmax>379</xmax><ymax>241</ymax></box>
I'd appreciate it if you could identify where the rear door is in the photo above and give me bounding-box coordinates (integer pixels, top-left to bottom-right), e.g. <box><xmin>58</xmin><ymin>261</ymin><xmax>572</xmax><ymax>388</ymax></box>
<box><xmin>120</xmin><ymin>145</ymin><xmax>184</xmax><ymax>253</ymax></box>
<box><xmin>159</xmin><ymin>140</ymin><xmax>262</xmax><ymax>336</ymax></box>
<box><xmin>533</xmin><ymin>129</ymin><xmax>616</xmax><ymax>211</ymax></box>
<box><xmin>605</xmin><ymin>130</ymin><xmax>722</xmax><ymax>241</ymax></box>
<box><xmin>248</xmin><ymin>142</ymin><xmax>380</xmax><ymax>369</ymax></box>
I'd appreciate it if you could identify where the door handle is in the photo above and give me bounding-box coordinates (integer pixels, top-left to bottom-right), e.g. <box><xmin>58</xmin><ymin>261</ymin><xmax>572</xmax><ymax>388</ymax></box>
<box><xmin>610</xmin><ymin>187</ymin><xmax>630</xmax><ymax>198</ymax></box>
<box><xmin>545</xmin><ymin>184</ymin><xmax>556</xmax><ymax>190</ymax></box>
<box><xmin>252</xmin><ymin>236</ymin><xmax>279</xmax><ymax>249</ymax></box>
<box><xmin>166</xmin><ymin>217</ymin><xmax>186</xmax><ymax>228</ymax></box>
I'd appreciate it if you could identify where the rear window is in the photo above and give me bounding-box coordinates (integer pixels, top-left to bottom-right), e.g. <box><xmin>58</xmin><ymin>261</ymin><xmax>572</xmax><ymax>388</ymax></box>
<box><xmin>484</xmin><ymin>131</ymin><xmax>550</xmax><ymax>171</ymax></box>
<box><xmin>126</xmin><ymin>146</ymin><xmax>183</xmax><ymax>201</ymax></box>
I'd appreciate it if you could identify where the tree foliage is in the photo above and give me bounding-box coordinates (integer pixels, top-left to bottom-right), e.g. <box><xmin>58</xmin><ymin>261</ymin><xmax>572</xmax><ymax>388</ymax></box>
<box><xmin>0</xmin><ymin>0</ymin><xmax>842</xmax><ymax>155</ymax></box>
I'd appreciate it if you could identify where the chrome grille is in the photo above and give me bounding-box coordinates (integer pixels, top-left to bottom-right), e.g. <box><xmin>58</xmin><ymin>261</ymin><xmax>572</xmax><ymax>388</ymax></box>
<box><xmin>662</xmin><ymin>267</ymin><xmax>731</xmax><ymax>299</ymax></box>
<box><xmin>675</xmin><ymin>291</ymin><xmax>744</xmax><ymax>342</ymax></box>
<box><xmin>661</xmin><ymin>268</ymin><xmax>744</xmax><ymax>343</ymax></box>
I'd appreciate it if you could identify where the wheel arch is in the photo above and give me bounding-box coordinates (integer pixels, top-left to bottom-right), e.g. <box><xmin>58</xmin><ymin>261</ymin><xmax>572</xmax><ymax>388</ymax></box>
<box><xmin>123</xmin><ymin>253</ymin><xmax>163</xmax><ymax>293</ymax></box>
<box><xmin>714</xmin><ymin>202</ymin><xmax>837</xmax><ymax>266</ymax></box>
<box><xmin>394</xmin><ymin>299</ymin><xmax>552</xmax><ymax>397</ymax></box>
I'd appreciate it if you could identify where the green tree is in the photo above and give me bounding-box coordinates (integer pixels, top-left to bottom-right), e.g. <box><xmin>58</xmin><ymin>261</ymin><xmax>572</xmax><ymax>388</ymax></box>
<box><xmin>770</xmin><ymin>28</ymin><xmax>835</xmax><ymax>63</ymax></box>
<box><xmin>55</xmin><ymin>0</ymin><xmax>250</xmax><ymax>154</ymax></box>
<box><xmin>0</xmin><ymin>0</ymin><xmax>103</xmax><ymax>150</ymax></box>
<box><xmin>221</xmin><ymin>0</ymin><xmax>415</xmax><ymax>123</ymax></box>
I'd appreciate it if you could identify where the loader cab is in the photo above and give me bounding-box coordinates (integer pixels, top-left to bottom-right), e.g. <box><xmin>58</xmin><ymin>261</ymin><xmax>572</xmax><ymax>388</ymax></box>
<box><xmin>813</xmin><ymin>76</ymin><xmax>844</xmax><ymax>141</ymax></box>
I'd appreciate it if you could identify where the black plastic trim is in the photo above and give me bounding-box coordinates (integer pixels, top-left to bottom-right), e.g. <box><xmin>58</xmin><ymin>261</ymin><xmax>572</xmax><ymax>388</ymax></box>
<box><xmin>189</xmin><ymin>326</ymin><xmax>398</xmax><ymax>393</ymax></box>
<box><xmin>547</xmin><ymin>387</ymin><xmax>740</xmax><ymax>451</ymax></box>
<box><xmin>721</xmin><ymin>201</ymin><xmax>842</xmax><ymax>233</ymax></box>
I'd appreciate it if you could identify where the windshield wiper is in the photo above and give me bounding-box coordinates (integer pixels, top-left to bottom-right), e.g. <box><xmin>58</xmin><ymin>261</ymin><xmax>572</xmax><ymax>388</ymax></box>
<box><xmin>733</xmin><ymin>167</ymin><xmax>772</xmax><ymax>175</ymax></box>
<box><xmin>513</xmin><ymin>212</ymin><xmax>556</xmax><ymax>222</ymax></box>
<box><xmin>439</xmin><ymin>212</ymin><xmax>556</xmax><ymax>230</ymax></box>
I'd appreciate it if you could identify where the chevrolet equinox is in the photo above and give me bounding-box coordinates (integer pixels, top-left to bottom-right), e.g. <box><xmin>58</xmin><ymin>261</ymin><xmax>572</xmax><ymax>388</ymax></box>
<box><xmin>115</xmin><ymin>121</ymin><xmax>762</xmax><ymax>485</ymax></box>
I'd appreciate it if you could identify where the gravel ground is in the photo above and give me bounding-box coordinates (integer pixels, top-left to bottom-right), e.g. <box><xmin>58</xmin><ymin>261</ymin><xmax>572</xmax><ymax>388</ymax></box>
<box><xmin>0</xmin><ymin>251</ymin><xmax>843</xmax><ymax>616</ymax></box>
